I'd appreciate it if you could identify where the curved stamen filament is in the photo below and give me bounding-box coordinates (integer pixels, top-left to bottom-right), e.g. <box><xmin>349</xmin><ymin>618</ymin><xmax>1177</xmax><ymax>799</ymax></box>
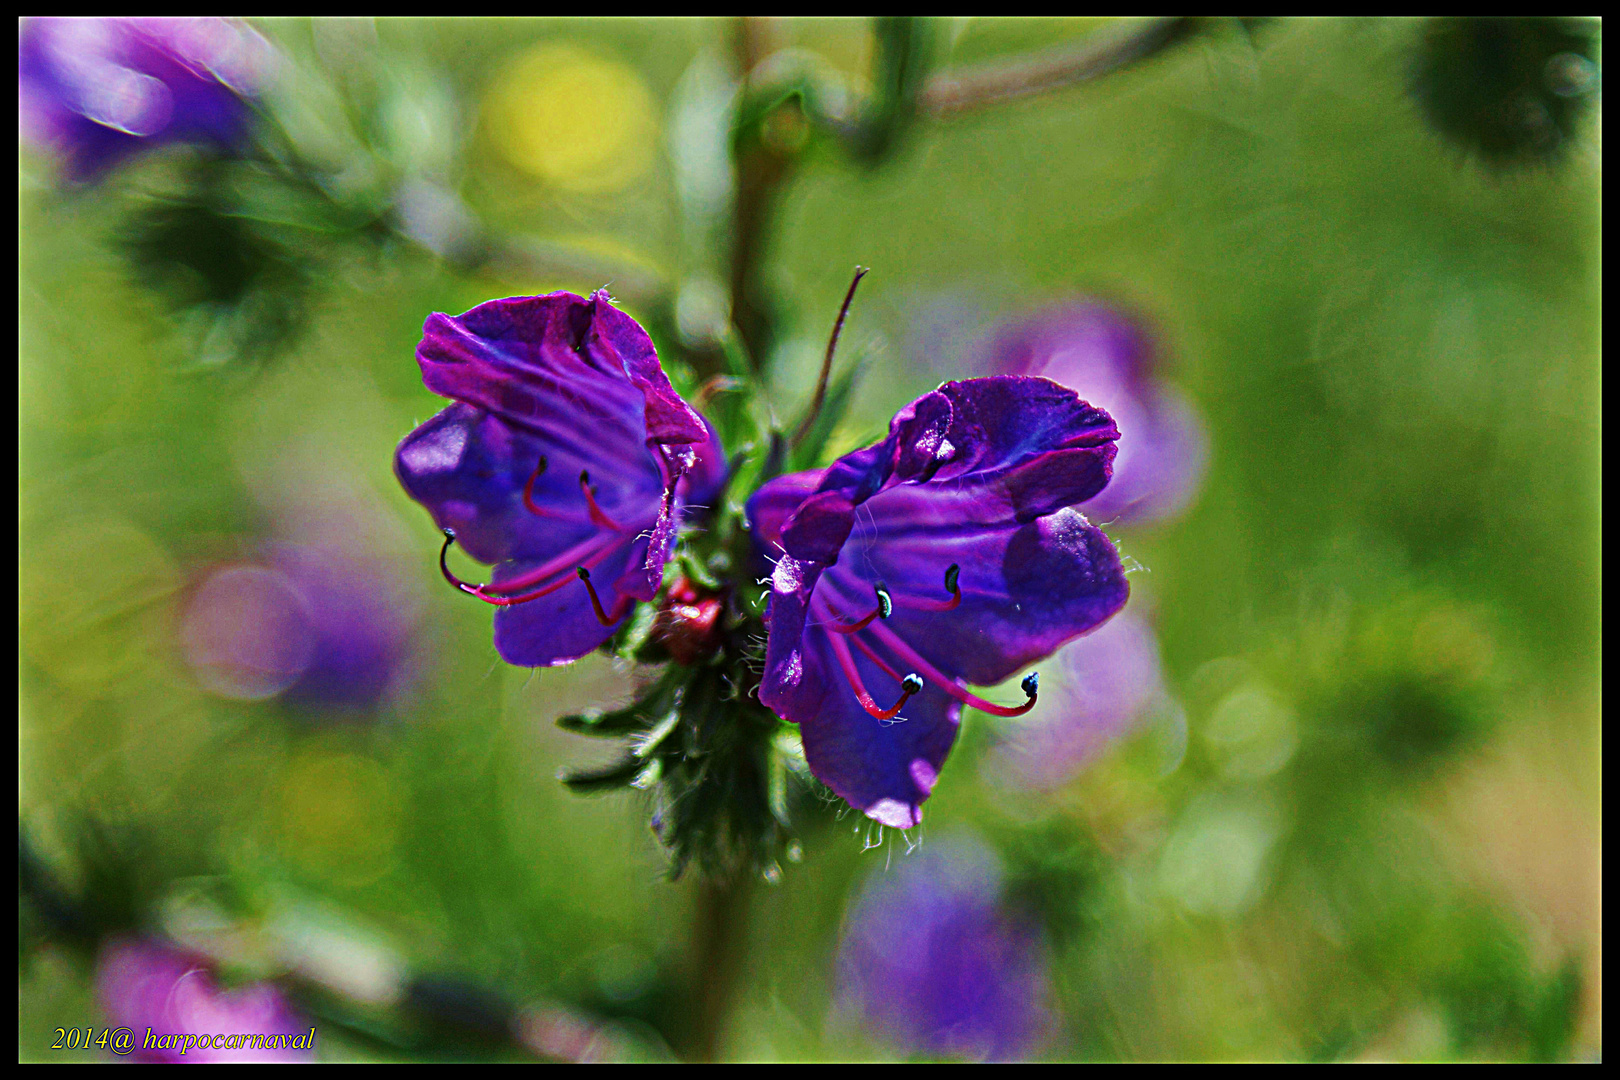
<box><xmin>439</xmin><ymin>532</ymin><xmax>582</xmax><ymax>606</ymax></box>
<box><xmin>846</xmin><ymin>626</ymin><xmax>904</xmax><ymax>682</ymax></box>
<box><xmin>827</xmin><ymin>565</ymin><xmax>963</xmax><ymax>627</ymax></box>
<box><xmin>524</xmin><ymin>455</ymin><xmax>615</xmax><ymax>528</ymax></box>
<box><xmin>825</xmin><ymin>627</ymin><xmax>923</xmax><ymax>721</ymax></box>
<box><xmin>480</xmin><ymin>529</ymin><xmax>622</xmax><ymax>596</ymax></box>
<box><xmin>437</xmin><ymin>530</ymin><xmax>625</xmax><ymax>608</ymax></box>
<box><xmin>895</xmin><ymin>563</ymin><xmax>962</xmax><ymax>613</ymax></box>
<box><xmin>862</xmin><ymin>617</ymin><xmax>1038</xmax><ymax>718</ymax></box>
<box><xmin>522</xmin><ymin>455</ymin><xmax>552</xmax><ymax>517</ymax></box>
<box><xmin>576</xmin><ymin>566</ymin><xmax>633</xmax><ymax>626</ymax></box>
<box><xmin>578</xmin><ymin>471</ymin><xmax>624</xmax><ymax>532</ymax></box>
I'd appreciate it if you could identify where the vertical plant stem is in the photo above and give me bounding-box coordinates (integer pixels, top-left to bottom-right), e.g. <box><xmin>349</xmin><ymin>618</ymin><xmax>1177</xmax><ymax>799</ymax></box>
<box><xmin>729</xmin><ymin>17</ymin><xmax>800</xmax><ymax>376</ymax></box>
<box><xmin>687</xmin><ymin>874</ymin><xmax>754</xmax><ymax>1062</ymax></box>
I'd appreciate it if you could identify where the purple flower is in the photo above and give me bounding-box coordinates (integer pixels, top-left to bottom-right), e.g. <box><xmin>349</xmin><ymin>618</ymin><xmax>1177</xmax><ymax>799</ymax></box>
<box><xmin>179</xmin><ymin>545</ymin><xmax>419</xmax><ymax>714</ymax></box>
<box><xmin>394</xmin><ymin>290</ymin><xmax>724</xmax><ymax>668</ymax></box>
<box><xmin>985</xmin><ymin>608</ymin><xmax>1167</xmax><ymax>790</ymax></box>
<box><xmin>837</xmin><ymin>836</ymin><xmax>1051</xmax><ymax>1060</ymax></box>
<box><xmin>96</xmin><ymin>937</ymin><xmax>314</xmax><ymax>1062</ymax></box>
<box><xmin>748</xmin><ymin>376</ymin><xmax>1129</xmax><ymax>828</ymax></box>
<box><xmin>989</xmin><ymin>301</ymin><xmax>1207</xmax><ymax>526</ymax></box>
<box><xmin>18</xmin><ymin>18</ymin><xmax>271</xmax><ymax>181</ymax></box>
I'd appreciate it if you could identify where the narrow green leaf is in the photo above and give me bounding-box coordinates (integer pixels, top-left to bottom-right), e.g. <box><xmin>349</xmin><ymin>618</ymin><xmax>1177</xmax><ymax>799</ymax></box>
<box><xmin>559</xmin><ymin>756</ymin><xmax>642</xmax><ymax>793</ymax></box>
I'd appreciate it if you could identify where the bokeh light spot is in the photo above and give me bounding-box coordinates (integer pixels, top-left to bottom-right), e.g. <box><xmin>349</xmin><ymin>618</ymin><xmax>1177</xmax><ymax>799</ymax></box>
<box><xmin>276</xmin><ymin>751</ymin><xmax>401</xmax><ymax>887</ymax></box>
<box><xmin>180</xmin><ymin>565</ymin><xmax>316</xmax><ymax>700</ymax></box>
<box><xmin>484</xmin><ymin>44</ymin><xmax>657</xmax><ymax>193</ymax></box>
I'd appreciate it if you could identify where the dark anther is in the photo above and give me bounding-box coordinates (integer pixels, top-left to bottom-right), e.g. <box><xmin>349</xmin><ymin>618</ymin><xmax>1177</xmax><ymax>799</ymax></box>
<box><xmin>577</xmin><ymin>565</ymin><xmax>620</xmax><ymax>627</ymax></box>
<box><xmin>1020</xmin><ymin>671</ymin><xmax>1040</xmax><ymax>700</ymax></box>
<box><xmin>522</xmin><ymin>455</ymin><xmax>550</xmax><ymax>517</ymax></box>
<box><xmin>874</xmin><ymin>583</ymin><xmax>894</xmax><ymax>620</ymax></box>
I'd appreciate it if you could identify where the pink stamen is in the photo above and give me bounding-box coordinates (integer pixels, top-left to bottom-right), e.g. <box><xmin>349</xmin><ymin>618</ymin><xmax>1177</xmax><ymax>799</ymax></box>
<box><xmin>894</xmin><ymin>563</ymin><xmax>961</xmax><ymax>612</ymax></box>
<box><xmin>578</xmin><ymin>471</ymin><xmax>624</xmax><ymax>532</ymax></box>
<box><xmin>825</xmin><ymin>627</ymin><xmax>921</xmax><ymax>721</ymax></box>
<box><xmin>522</xmin><ymin>455</ymin><xmax>552</xmax><ymax>517</ymax></box>
<box><xmin>823</xmin><ymin>604</ymin><xmax>883</xmax><ymax>634</ymax></box>
<box><xmin>863</xmin><ymin>617</ymin><xmax>1038</xmax><ymax>718</ymax></box>
<box><xmin>576</xmin><ymin>566</ymin><xmax>633</xmax><ymax>627</ymax></box>
<box><xmin>846</xmin><ymin>627</ymin><xmax>905</xmax><ymax>683</ymax></box>
<box><xmin>523</xmin><ymin>455</ymin><xmax>609</xmax><ymax>527</ymax></box>
<box><xmin>437</xmin><ymin>530</ymin><xmax>626</xmax><ymax>608</ymax></box>
<box><xmin>480</xmin><ymin>529</ymin><xmax>622</xmax><ymax>596</ymax></box>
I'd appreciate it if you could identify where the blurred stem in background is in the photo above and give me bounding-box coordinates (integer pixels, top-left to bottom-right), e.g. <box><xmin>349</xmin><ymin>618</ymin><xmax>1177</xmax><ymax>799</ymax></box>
<box><xmin>920</xmin><ymin>16</ymin><xmax>1205</xmax><ymax>116</ymax></box>
<box><xmin>687</xmin><ymin>878</ymin><xmax>757</xmax><ymax>1062</ymax></box>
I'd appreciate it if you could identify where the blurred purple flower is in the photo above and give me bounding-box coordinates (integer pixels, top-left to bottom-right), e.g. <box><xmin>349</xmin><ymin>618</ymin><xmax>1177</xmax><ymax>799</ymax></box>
<box><xmin>989</xmin><ymin>301</ymin><xmax>1207</xmax><ymax>526</ymax></box>
<box><xmin>394</xmin><ymin>291</ymin><xmax>724</xmax><ymax>668</ymax></box>
<box><xmin>837</xmin><ymin>836</ymin><xmax>1051</xmax><ymax>1061</ymax></box>
<box><xmin>986</xmin><ymin>608</ymin><xmax>1167</xmax><ymax>790</ymax></box>
<box><xmin>96</xmin><ymin>937</ymin><xmax>313</xmax><ymax>1062</ymax></box>
<box><xmin>18</xmin><ymin>17</ymin><xmax>272</xmax><ymax>181</ymax></box>
<box><xmin>179</xmin><ymin>545</ymin><xmax>418</xmax><ymax>714</ymax></box>
<box><xmin>748</xmin><ymin>377</ymin><xmax>1129</xmax><ymax>829</ymax></box>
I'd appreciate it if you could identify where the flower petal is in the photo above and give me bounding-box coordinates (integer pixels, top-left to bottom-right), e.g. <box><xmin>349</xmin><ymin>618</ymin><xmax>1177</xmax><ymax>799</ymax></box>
<box><xmin>776</xmin><ymin>377</ymin><xmax>1118</xmax><ymax>566</ymax></box>
<box><xmin>581</xmin><ymin>291</ymin><xmax>708</xmax><ymax>449</ymax></box>
<box><xmin>415</xmin><ymin>294</ymin><xmax>652</xmax><ymax>469</ymax></box>
<box><xmin>395</xmin><ymin>403</ymin><xmax>616</xmax><ymax>566</ymax></box>
<box><xmin>1081</xmin><ymin>383</ymin><xmax>1208</xmax><ymax>525</ymax></box>
<box><xmin>821</xmin><ymin>505</ymin><xmax>1130</xmax><ymax>688</ymax></box>
<box><xmin>988</xmin><ymin>302</ymin><xmax>1207</xmax><ymax>525</ymax></box>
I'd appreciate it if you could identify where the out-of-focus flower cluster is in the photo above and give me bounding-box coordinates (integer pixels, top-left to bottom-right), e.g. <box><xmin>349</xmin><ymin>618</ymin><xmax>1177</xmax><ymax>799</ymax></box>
<box><xmin>19</xmin><ymin>17</ymin><xmax>272</xmax><ymax>180</ymax></box>
<box><xmin>180</xmin><ymin>544</ymin><xmax>419</xmax><ymax>715</ymax></box>
<box><xmin>835</xmin><ymin>835</ymin><xmax>1052</xmax><ymax>1060</ymax></box>
<box><xmin>97</xmin><ymin>937</ymin><xmax>314</xmax><ymax>1063</ymax></box>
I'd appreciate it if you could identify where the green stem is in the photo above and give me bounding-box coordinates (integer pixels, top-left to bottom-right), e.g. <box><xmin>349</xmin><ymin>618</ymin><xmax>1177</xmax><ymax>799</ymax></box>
<box><xmin>686</xmin><ymin>875</ymin><xmax>754</xmax><ymax>1062</ymax></box>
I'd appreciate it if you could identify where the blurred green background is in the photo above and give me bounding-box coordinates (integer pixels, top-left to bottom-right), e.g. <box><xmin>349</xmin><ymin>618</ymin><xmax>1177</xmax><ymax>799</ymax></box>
<box><xmin>19</xmin><ymin>17</ymin><xmax>1600</xmax><ymax>1061</ymax></box>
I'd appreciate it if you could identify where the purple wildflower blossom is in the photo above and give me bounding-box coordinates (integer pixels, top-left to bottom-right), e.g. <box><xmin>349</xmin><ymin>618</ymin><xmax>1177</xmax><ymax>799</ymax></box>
<box><xmin>96</xmin><ymin>937</ymin><xmax>313</xmax><ymax>1062</ymax></box>
<box><xmin>394</xmin><ymin>290</ymin><xmax>724</xmax><ymax>668</ymax></box>
<box><xmin>989</xmin><ymin>301</ymin><xmax>1207</xmax><ymax>526</ymax></box>
<box><xmin>18</xmin><ymin>17</ymin><xmax>271</xmax><ymax>181</ymax></box>
<box><xmin>748</xmin><ymin>376</ymin><xmax>1129</xmax><ymax>828</ymax></box>
<box><xmin>179</xmin><ymin>545</ymin><xmax>419</xmax><ymax>713</ymax></box>
<box><xmin>837</xmin><ymin>836</ymin><xmax>1051</xmax><ymax>1060</ymax></box>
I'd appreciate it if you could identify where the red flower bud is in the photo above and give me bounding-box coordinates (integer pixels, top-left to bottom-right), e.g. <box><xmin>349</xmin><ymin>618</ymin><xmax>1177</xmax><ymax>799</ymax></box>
<box><xmin>653</xmin><ymin>578</ymin><xmax>723</xmax><ymax>665</ymax></box>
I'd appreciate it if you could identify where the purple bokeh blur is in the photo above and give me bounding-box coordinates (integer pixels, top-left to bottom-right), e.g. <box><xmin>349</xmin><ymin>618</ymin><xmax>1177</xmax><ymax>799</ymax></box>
<box><xmin>837</xmin><ymin>836</ymin><xmax>1051</xmax><ymax>1061</ymax></box>
<box><xmin>985</xmin><ymin>608</ymin><xmax>1168</xmax><ymax>791</ymax></box>
<box><xmin>179</xmin><ymin>544</ymin><xmax>419</xmax><ymax>716</ymax></box>
<box><xmin>19</xmin><ymin>17</ymin><xmax>271</xmax><ymax>180</ymax></box>
<box><xmin>96</xmin><ymin>937</ymin><xmax>313</xmax><ymax>1062</ymax></box>
<box><xmin>988</xmin><ymin>300</ymin><xmax>1208</xmax><ymax>527</ymax></box>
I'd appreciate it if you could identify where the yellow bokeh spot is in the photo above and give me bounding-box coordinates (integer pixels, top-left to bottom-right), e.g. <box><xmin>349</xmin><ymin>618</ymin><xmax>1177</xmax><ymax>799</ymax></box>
<box><xmin>485</xmin><ymin>44</ymin><xmax>658</xmax><ymax>193</ymax></box>
<box><xmin>277</xmin><ymin>751</ymin><xmax>401</xmax><ymax>887</ymax></box>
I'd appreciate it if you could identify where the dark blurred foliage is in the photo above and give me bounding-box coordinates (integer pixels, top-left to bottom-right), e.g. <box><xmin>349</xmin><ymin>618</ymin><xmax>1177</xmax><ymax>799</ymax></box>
<box><xmin>1410</xmin><ymin>17</ymin><xmax>1602</xmax><ymax>166</ymax></box>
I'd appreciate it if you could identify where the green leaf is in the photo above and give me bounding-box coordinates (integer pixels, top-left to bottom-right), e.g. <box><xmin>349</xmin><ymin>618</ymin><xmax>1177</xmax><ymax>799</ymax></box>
<box><xmin>557</xmin><ymin>684</ymin><xmax>674</xmax><ymax>737</ymax></box>
<box><xmin>559</xmin><ymin>756</ymin><xmax>642</xmax><ymax>793</ymax></box>
<box><xmin>631</xmin><ymin>705</ymin><xmax>684</xmax><ymax>760</ymax></box>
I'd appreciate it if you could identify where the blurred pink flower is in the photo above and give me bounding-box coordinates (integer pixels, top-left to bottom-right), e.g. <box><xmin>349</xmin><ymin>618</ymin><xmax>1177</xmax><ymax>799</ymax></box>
<box><xmin>96</xmin><ymin>937</ymin><xmax>313</xmax><ymax>1063</ymax></box>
